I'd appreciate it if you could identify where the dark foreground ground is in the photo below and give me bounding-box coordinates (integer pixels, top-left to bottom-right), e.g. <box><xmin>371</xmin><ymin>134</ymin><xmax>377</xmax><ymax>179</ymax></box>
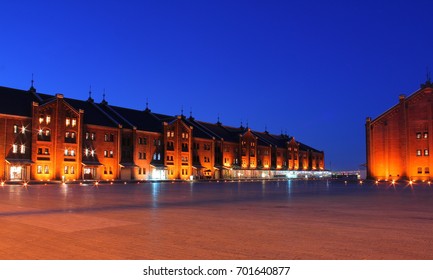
<box><xmin>0</xmin><ymin>179</ymin><xmax>432</xmax><ymax>259</ymax></box>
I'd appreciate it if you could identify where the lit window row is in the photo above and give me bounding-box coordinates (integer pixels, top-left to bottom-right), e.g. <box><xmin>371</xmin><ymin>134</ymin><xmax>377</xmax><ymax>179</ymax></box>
<box><xmin>104</xmin><ymin>150</ymin><xmax>114</xmax><ymax>158</ymax></box>
<box><xmin>416</xmin><ymin>132</ymin><xmax>428</xmax><ymax>139</ymax></box>
<box><xmin>39</xmin><ymin>115</ymin><xmax>51</xmax><ymax>125</ymax></box>
<box><xmin>64</xmin><ymin>166</ymin><xmax>75</xmax><ymax>174</ymax></box>
<box><xmin>37</xmin><ymin>148</ymin><xmax>49</xmax><ymax>155</ymax></box>
<box><xmin>64</xmin><ymin>149</ymin><xmax>76</xmax><ymax>156</ymax></box>
<box><xmin>104</xmin><ymin>133</ymin><xmax>114</xmax><ymax>142</ymax></box>
<box><xmin>84</xmin><ymin>148</ymin><xmax>95</xmax><ymax>157</ymax></box>
<box><xmin>167</xmin><ymin>130</ymin><xmax>174</xmax><ymax>138</ymax></box>
<box><xmin>416</xmin><ymin>149</ymin><xmax>429</xmax><ymax>156</ymax></box>
<box><xmin>181</xmin><ymin>132</ymin><xmax>189</xmax><ymax>139</ymax></box>
<box><xmin>85</xmin><ymin>132</ymin><xmax>96</xmax><ymax>140</ymax></box>
<box><xmin>12</xmin><ymin>144</ymin><xmax>26</xmax><ymax>154</ymax></box>
<box><xmin>13</xmin><ymin>124</ymin><xmax>27</xmax><ymax>134</ymax></box>
<box><xmin>37</xmin><ymin>165</ymin><xmax>49</xmax><ymax>174</ymax></box>
<box><xmin>65</xmin><ymin>117</ymin><xmax>77</xmax><ymax>127</ymax></box>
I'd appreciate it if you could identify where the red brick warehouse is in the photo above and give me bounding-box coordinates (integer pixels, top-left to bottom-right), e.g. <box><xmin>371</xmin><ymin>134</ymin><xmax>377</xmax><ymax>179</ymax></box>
<box><xmin>0</xmin><ymin>83</ymin><xmax>325</xmax><ymax>182</ymax></box>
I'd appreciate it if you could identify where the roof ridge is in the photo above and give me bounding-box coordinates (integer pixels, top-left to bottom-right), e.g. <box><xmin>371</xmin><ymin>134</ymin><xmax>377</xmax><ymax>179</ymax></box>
<box><xmin>89</xmin><ymin>102</ymin><xmax>122</xmax><ymax>127</ymax></box>
<box><xmin>103</xmin><ymin>104</ymin><xmax>136</xmax><ymax>128</ymax></box>
<box><xmin>185</xmin><ymin>118</ymin><xmax>219</xmax><ymax>139</ymax></box>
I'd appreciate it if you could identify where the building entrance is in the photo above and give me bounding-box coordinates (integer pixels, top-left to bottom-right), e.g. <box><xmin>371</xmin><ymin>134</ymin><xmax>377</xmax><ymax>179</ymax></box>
<box><xmin>10</xmin><ymin>166</ymin><xmax>22</xmax><ymax>180</ymax></box>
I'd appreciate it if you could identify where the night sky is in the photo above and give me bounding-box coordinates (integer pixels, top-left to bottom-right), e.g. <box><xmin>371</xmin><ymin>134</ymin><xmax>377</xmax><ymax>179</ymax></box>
<box><xmin>2</xmin><ymin>0</ymin><xmax>433</xmax><ymax>171</ymax></box>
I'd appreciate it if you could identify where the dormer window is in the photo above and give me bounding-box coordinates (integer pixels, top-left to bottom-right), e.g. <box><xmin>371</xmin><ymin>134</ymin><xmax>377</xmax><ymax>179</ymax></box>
<box><xmin>72</xmin><ymin>118</ymin><xmax>77</xmax><ymax>127</ymax></box>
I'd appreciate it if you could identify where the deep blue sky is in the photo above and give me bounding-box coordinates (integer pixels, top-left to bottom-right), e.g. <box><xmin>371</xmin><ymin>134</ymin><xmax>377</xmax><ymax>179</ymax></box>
<box><xmin>2</xmin><ymin>0</ymin><xmax>433</xmax><ymax>171</ymax></box>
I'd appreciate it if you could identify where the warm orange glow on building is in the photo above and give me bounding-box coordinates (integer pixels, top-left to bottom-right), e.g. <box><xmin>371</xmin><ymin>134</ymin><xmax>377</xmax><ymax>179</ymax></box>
<box><xmin>366</xmin><ymin>80</ymin><xmax>433</xmax><ymax>181</ymax></box>
<box><xmin>0</xmin><ymin>84</ymin><xmax>325</xmax><ymax>181</ymax></box>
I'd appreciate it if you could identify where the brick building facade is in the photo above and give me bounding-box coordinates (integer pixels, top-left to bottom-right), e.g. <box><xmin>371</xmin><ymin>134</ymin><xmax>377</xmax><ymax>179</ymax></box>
<box><xmin>0</xmin><ymin>84</ymin><xmax>325</xmax><ymax>182</ymax></box>
<box><xmin>366</xmin><ymin>80</ymin><xmax>433</xmax><ymax>181</ymax></box>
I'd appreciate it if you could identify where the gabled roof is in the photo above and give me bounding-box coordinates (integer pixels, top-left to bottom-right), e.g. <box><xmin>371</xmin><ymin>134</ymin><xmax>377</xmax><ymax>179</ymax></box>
<box><xmin>182</xmin><ymin>117</ymin><xmax>217</xmax><ymax>140</ymax></box>
<box><xmin>63</xmin><ymin>98</ymin><xmax>120</xmax><ymax>128</ymax></box>
<box><xmin>0</xmin><ymin>86</ymin><xmax>52</xmax><ymax>117</ymax></box>
<box><xmin>370</xmin><ymin>84</ymin><xmax>433</xmax><ymax>125</ymax></box>
<box><xmin>252</xmin><ymin>130</ymin><xmax>291</xmax><ymax>148</ymax></box>
<box><xmin>100</xmin><ymin>105</ymin><xmax>165</xmax><ymax>133</ymax></box>
<box><xmin>196</xmin><ymin>121</ymin><xmax>245</xmax><ymax>142</ymax></box>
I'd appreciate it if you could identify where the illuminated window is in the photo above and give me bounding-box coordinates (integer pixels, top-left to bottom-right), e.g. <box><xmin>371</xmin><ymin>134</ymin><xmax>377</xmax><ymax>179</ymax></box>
<box><xmin>72</xmin><ymin>118</ymin><xmax>77</xmax><ymax>127</ymax></box>
<box><xmin>37</xmin><ymin>165</ymin><xmax>42</xmax><ymax>174</ymax></box>
<box><xmin>104</xmin><ymin>150</ymin><xmax>108</xmax><ymax>157</ymax></box>
<box><xmin>20</xmin><ymin>144</ymin><xmax>25</xmax><ymax>154</ymax></box>
<box><xmin>71</xmin><ymin>150</ymin><xmax>75</xmax><ymax>156</ymax></box>
<box><xmin>64</xmin><ymin>149</ymin><xmax>69</xmax><ymax>156</ymax></box>
<box><xmin>13</xmin><ymin>124</ymin><xmax>18</xmax><ymax>134</ymax></box>
<box><xmin>91</xmin><ymin>133</ymin><xmax>95</xmax><ymax>140</ymax></box>
<box><xmin>46</xmin><ymin>115</ymin><xmax>51</xmax><ymax>124</ymax></box>
<box><xmin>39</xmin><ymin>115</ymin><xmax>44</xmax><ymax>124</ymax></box>
<box><xmin>65</xmin><ymin>132</ymin><xmax>70</xmax><ymax>138</ymax></box>
<box><xmin>70</xmin><ymin>166</ymin><xmax>75</xmax><ymax>174</ymax></box>
<box><xmin>64</xmin><ymin>166</ymin><xmax>69</xmax><ymax>174</ymax></box>
<box><xmin>425</xmin><ymin>149</ymin><xmax>429</xmax><ymax>156</ymax></box>
<box><xmin>416</xmin><ymin>132</ymin><xmax>422</xmax><ymax>139</ymax></box>
<box><xmin>12</xmin><ymin>144</ymin><xmax>17</xmax><ymax>153</ymax></box>
<box><xmin>44</xmin><ymin>165</ymin><xmax>49</xmax><ymax>174</ymax></box>
<box><xmin>45</xmin><ymin>130</ymin><xmax>50</xmax><ymax>137</ymax></box>
<box><xmin>65</xmin><ymin>118</ymin><xmax>71</xmax><ymax>127</ymax></box>
<box><xmin>37</xmin><ymin>148</ymin><xmax>42</xmax><ymax>154</ymax></box>
<box><xmin>417</xmin><ymin>150</ymin><xmax>422</xmax><ymax>156</ymax></box>
<box><xmin>45</xmin><ymin>148</ymin><xmax>49</xmax><ymax>155</ymax></box>
<box><xmin>91</xmin><ymin>150</ymin><xmax>95</xmax><ymax>157</ymax></box>
<box><xmin>110</xmin><ymin>150</ymin><xmax>114</xmax><ymax>158</ymax></box>
<box><xmin>85</xmin><ymin>148</ymin><xmax>89</xmax><ymax>157</ymax></box>
<box><xmin>21</xmin><ymin>126</ymin><xmax>26</xmax><ymax>134</ymax></box>
<box><xmin>85</xmin><ymin>132</ymin><xmax>89</xmax><ymax>139</ymax></box>
<box><xmin>71</xmin><ymin>132</ymin><xmax>75</xmax><ymax>139</ymax></box>
<box><xmin>104</xmin><ymin>133</ymin><xmax>108</xmax><ymax>141</ymax></box>
<box><xmin>424</xmin><ymin>132</ymin><xmax>429</xmax><ymax>139</ymax></box>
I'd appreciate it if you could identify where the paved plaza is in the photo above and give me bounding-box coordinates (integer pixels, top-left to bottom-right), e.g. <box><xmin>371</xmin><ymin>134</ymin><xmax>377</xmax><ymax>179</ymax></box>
<box><xmin>0</xmin><ymin>180</ymin><xmax>433</xmax><ymax>259</ymax></box>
